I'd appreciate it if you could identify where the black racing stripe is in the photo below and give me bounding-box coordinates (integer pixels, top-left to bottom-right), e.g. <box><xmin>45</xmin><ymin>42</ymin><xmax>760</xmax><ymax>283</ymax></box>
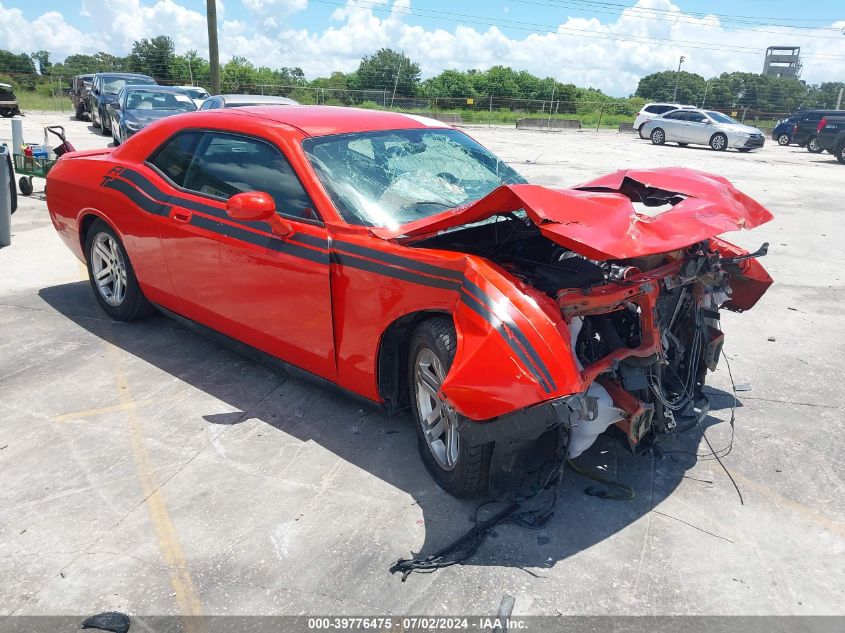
<box><xmin>459</xmin><ymin>290</ymin><xmax>551</xmax><ymax>393</ymax></box>
<box><xmin>103</xmin><ymin>178</ymin><xmax>170</xmax><ymax>216</ymax></box>
<box><xmin>119</xmin><ymin>168</ymin><xmax>327</xmax><ymax>252</ymax></box>
<box><xmin>118</xmin><ymin>168</ymin><xmax>269</xmax><ymax>230</ymax></box>
<box><xmin>190</xmin><ymin>215</ymin><xmax>329</xmax><ymax>265</ymax></box>
<box><xmin>332</xmin><ymin>252</ymin><xmax>461</xmax><ymax>291</ymax></box>
<box><xmin>462</xmin><ymin>279</ymin><xmax>557</xmax><ymax>392</ymax></box>
<box><xmin>332</xmin><ymin>240</ymin><xmax>464</xmax><ymax>282</ymax></box>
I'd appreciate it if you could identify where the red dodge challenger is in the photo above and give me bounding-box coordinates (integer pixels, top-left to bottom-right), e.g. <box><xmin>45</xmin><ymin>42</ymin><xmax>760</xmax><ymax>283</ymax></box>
<box><xmin>46</xmin><ymin>107</ymin><xmax>773</xmax><ymax>497</ymax></box>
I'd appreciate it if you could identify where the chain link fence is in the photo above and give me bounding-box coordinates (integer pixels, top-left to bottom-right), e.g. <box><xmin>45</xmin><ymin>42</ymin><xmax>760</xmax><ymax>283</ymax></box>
<box><xmin>22</xmin><ymin>75</ymin><xmax>791</xmax><ymax>133</ymax></box>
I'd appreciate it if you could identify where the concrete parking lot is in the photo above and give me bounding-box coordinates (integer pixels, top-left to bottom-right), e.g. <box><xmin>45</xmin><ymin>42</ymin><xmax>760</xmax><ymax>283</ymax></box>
<box><xmin>1</xmin><ymin>112</ymin><xmax>843</xmax><ymax>619</ymax></box>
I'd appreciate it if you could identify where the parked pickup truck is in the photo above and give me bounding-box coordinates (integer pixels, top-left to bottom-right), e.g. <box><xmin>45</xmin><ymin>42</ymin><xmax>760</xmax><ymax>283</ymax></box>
<box><xmin>817</xmin><ymin>115</ymin><xmax>845</xmax><ymax>164</ymax></box>
<box><xmin>69</xmin><ymin>74</ymin><xmax>94</xmax><ymax>121</ymax></box>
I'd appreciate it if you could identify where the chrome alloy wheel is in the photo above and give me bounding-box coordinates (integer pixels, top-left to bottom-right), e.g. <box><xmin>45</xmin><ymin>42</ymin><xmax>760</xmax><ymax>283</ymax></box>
<box><xmin>90</xmin><ymin>232</ymin><xmax>127</xmax><ymax>306</ymax></box>
<box><xmin>712</xmin><ymin>134</ymin><xmax>726</xmax><ymax>150</ymax></box>
<box><xmin>651</xmin><ymin>129</ymin><xmax>664</xmax><ymax>144</ymax></box>
<box><xmin>415</xmin><ymin>348</ymin><xmax>460</xmax><ymax>471</ymax></box>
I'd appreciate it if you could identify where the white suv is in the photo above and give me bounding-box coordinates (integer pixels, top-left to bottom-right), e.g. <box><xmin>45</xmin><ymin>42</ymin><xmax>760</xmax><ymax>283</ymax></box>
<box><xmin>634</xmin><ymin>103</ymin><xmax>696</xmax><ymax>138</ymax></box>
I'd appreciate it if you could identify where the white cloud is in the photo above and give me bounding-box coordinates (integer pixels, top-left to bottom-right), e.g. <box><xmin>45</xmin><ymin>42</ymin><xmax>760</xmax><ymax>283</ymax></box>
<box><xmin>242</xmin><ymin>0</ymin><xmax>307</xmax><ymax>15</ymax></box>
<box><xmin>1</xmin><ymin>0</ymin><xmax>843</xmax><ymax>96</ymax></box>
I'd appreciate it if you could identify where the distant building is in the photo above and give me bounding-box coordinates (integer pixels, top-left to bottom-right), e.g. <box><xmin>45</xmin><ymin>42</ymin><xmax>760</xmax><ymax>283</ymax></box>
<box><xmin>762</xmin><ymin>46</ymin><xmax>802</xmax><ymax>78</ymax></box>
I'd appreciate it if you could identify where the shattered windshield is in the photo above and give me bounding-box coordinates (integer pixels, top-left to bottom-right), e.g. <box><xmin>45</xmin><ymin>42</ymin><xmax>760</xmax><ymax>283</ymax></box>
<box><xmin>302</xmin><ymin>128</ymin><xmax>526</xmax><ymax>228</ymax></box>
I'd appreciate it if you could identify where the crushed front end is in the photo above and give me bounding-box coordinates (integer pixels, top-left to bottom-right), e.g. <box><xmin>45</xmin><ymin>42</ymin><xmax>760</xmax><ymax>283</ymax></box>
<box><xmin>557</xmin><ymin>239</ymin><xmax>770</xmax><ymax>457</ymax></box>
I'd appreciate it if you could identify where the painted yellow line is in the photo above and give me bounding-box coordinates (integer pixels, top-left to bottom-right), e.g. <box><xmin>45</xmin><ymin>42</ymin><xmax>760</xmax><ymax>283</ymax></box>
<box><xmin>733</xmin><ymin>472</ymin><xmax>845</xmax><ymax>539</ymax></box>
<box><xmin>54</xmin><ymin>394</ymin><xmax>184</xmax><ymax>422</ymax></box>
<box><xmin>101</xmin><ymin>336</ymin><xmax>205</xmax><ymax>629</ymax></box>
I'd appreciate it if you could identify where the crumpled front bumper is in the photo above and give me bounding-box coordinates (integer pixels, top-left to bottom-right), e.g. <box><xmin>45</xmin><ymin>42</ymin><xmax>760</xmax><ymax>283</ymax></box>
<box><xmin>457</xmin><ymin>393</ymin><xmax>594</xmax><ymax>446</ymax></box>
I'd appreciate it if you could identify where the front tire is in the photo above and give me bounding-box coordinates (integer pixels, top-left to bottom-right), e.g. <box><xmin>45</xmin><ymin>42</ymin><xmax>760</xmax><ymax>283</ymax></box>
<box><xmin>409</xmin><ymin>317</ymin><xmax>492</xmax><ymax>498</ymax></box>
<box><xmin>777</xmin><ymin>133</ymin><xmax>790</xmax><ymax>146</ymax></box>
<box><xmin>710</xmin><ymin>133</ymin><xmax>728</xmax><ymax>151</ymax></box>
<box><xmin>807</xmin><ymin>136</ymin><xmax>822</xmax><ymax>153</ymax></box>
<box><xmin>84</xmin><ymin>220</ymin><xmax>155</xmax><ymax>321</ymax></box>
<box><xmin>650</xmin><ymin>128</ymin><xmax>665</xmax><ymax>145</ymax></box>
<box><xmin>92</xmin><ymin>105</ymin><xmax>101</xmax><ymax>128</ymax></box>
<box><xmin>100</xmin><ymin>110</ymin><xmax>110</xmax><ymax>135</ymax></box>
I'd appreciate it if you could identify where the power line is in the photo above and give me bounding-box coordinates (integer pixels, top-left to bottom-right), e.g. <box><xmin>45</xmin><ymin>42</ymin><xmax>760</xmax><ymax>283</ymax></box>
<box><xmin>310</xmin><ymin>0</ymin><xmax>845</xmax><ymax>61</ymax></box>
<box><xmin>511</xmin><ymin>0</ymin><xmax>845</xmax><ymax>37</ymax></box>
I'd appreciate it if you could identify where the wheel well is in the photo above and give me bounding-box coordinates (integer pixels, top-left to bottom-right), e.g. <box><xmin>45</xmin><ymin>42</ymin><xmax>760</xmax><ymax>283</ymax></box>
<box><xmin>377</xmin><ymin>310</ymin><xmax>452</xmax><ymax>414</ymax></box>
<box><xmin>78</xmin><ymin>214</ymin><xmax>99</xmax><ymax>257</ymax></box>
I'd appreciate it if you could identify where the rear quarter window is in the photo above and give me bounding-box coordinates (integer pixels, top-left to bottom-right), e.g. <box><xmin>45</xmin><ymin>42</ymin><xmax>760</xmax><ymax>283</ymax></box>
<box><xmin>148</xmin><ymin>131</ymin><xmax>203</xmax><ymax>187</ymax></box>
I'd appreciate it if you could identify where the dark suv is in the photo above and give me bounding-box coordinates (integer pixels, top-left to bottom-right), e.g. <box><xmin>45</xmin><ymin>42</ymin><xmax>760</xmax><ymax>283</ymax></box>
<box><xmin>817</xmin><ymin>116</ymin><xmax>845</xmax><ymax>164</ymax></box>
<box><xmin>791</xmin><ymin>110</ymin><xmax>845</xmax><ymax>153</ymax></box>
<box><xmin>88</xmin><ymin>73</ymin><xmax>156</xmax><ymax>135</ymax></box>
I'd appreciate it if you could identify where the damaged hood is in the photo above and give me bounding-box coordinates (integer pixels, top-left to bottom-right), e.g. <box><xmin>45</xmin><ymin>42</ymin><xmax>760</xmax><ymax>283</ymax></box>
<box><xmin>372</xmin><ymin>168</ymin><xmax>773</xmax><ymax>261</ymax></box>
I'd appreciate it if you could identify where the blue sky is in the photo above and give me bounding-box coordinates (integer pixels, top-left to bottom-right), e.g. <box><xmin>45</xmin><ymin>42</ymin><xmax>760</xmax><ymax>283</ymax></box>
<box><xmin>16</xmin><ymin>1</ymin><xmax>845</xmax><ymax>35</ymax></box>
<box><xmin>2</xmin><ymin>1</ymin><xmax>844</xmax><ymax>95</ymax></box>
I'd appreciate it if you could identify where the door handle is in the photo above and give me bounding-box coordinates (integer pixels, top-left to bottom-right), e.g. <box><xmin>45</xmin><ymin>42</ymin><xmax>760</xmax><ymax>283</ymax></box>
<box><xmin>171</xmin><ymin>209</ymin><xmax>192</xmax><ymax>224</ymax></box>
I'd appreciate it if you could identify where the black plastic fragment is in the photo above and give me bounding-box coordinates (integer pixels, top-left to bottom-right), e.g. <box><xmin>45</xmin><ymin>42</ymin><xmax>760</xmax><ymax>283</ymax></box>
<box><xmin>81</xmin><ymin>612</ymin><xmax>130</xmax><ymax>633</ymax></box>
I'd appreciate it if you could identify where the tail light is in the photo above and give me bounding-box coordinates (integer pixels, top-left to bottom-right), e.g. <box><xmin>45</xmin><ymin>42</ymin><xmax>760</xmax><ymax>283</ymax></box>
<box><xmin>793</xmin><ymin>123</ymin><xmax>799</xmax><ymax>134</ymax></box>
<box><xmin>817</xmin><ymin>118</ymin><xmax>827</xmax><ymax>134</ymax></box>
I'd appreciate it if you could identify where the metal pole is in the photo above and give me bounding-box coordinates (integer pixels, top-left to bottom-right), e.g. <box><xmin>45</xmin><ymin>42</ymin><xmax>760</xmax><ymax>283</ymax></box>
<box><xmin>701</xmin><ymin>80</ymin><xmax>709</xmax><ymax>108</ymax></box>
<box><xmin>672</xmin><ymin>55</ymin><xmax>685</xmax><ymax>102</ymax></box>
<box><xmin>547</xmin><ymin>82</ymin><xmax>556</xmax><ymax>130</ymax></box>
<box><xmin>390</xmin><ymin>57</ymin><xmax>403</xmax><ymax>108</ymax></box>
<box><xmin>206</xmin><ymin>0</ymin><xmax>220</xmax><ymax>94</ymax></box>
<box><xmin>837</xmin><ymin>87</ymin><xmax>844</xmax><ymax>110</ymax></box>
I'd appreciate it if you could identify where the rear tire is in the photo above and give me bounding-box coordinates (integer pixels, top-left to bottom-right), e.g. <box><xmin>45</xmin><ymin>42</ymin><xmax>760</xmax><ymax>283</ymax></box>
<box><xmin>710</xmin><ymin>133</ymin><xmax>728</xmax><ymax>151</ymax></box>
<box><xmin>18</xmin><ymin>177</ymin><xmax>32</xmax><ymax>196</ymax></box>
<box><xmin>84</xmin><ymin>219</ymin><xmax>155</xmax><ymax>321</ymax></box>
<box><xmin>836</xmin><ymin>143</ymin><xmax>845</xmax><ymax>165</ymax></box>
<box><xmin>807</xmin><ymin>136</ymin><xmax>822</xmax><ymax>153</ymax></box>
<box><xmin>92</xmin><ymin>106</ymin><xmax>101</xmax><ymax>128</ymax></box>
<box><xmin>638</xmin><ymin>124</ymin><xmax>647</xmax><ymax>139</ymax></box>
<box><xmin>75</xmin><ymin>104</ymin><xmax>86</xmax><ymax>121</ymax></box>
<box><xmin>650</xmin><ymin>128</ymin><xmax>665</xmax><ymax>145</ymax></box>
<box><xmin>408</xmin><ymin>317</ymin><xmax>492</xmax><ymax>498</ymax></box>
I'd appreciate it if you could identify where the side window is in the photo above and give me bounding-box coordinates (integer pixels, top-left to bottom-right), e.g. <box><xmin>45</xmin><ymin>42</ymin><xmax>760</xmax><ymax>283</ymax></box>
<box><xmin>655</xmin><ymin>105</ymin><xmax>673</xmax><ymax>114</ymax></box>
<box><xmin>148</xmin><ymin>131</ymin><xmax>203</xmax><ymax>188</ymax></box>
<box><xmin>663</xmin><ymin>111</ymin><xmax>683</xmax><ymax>120</ymax></box>
<box><xmin>687</xmin><ymin>112</ymin><xmax>706</xmax><ymax>123</ymax></box>
<box><xmin>644</xmin><ymin>106</ymin><xmax>658</xmax><ymax>114</ymax></box>
<box><xmin>182</xmin><ymin>132</ymin><xmax>316</xmax><ymax>220</ymax></box>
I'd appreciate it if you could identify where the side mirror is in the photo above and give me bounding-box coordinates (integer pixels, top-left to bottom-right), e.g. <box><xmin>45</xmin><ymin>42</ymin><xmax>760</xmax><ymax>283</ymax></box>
<box><xmin>108</xmin><ymin>102</ymin><xmax>120</xmax><ymax>110</ymax></box>
<box><xmin>93</xmin><ymin>88</ymin><xmax>100</xmax><ymax>95</ymax></box>
<box><xmin>226</xmin><ymin>192</ymin><xmax>293</xmax><ymax>238</ymax></box>
<box><xmin>704</xmin><ymin>119</ymin><xmax>713</xmax><ymax>124</ymax></box>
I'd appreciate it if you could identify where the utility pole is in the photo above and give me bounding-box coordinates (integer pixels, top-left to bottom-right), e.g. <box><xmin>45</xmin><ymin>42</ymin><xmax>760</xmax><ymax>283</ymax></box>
<box><xmin>390</xmin><ymin>56</ymin><xmax>403</xmax><ymax>108</ymax></box>
<box><xmin>672</xmin><ymin>55</ymin><xmax>686</xmax><ymax>102</ymax></box>
<box><xmin>837</xmin><ymin>87</ymin><xmax>844</xmax><ymax>110</ymax></box>
<box><xmin>206</xmin><ymin>0</ymin><xmax>220</xmax><ymax>94</ymax></box>
<box><xmin>701</xmin><ymin>79</ymin><xmax>709</xmax><ymax>108</ymax></box>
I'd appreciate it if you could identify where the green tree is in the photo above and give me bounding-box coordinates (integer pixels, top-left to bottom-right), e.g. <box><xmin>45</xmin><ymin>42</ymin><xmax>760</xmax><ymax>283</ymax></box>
<box><xmin>635</xmin><ymin>70</ymin><xmax>707</xmax><ymax>106</ymax></box>
<box><xmin>30</xmin><ymin>50</ymin><xmax>51</xmax><ymax>74</ymax></box>
<box><xmin>128</xmin><ymin>35</ymin><xmax>175</xmax><ymax>81</ymax></box>
<box><xmin>350</xmin><ymin>49</ymin><xmax>421</xmax><ymax>96</ymax></box>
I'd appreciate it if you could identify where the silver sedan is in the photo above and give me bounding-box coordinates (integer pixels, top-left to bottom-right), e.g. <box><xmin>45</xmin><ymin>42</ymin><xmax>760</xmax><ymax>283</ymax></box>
<box><xmin>641</xmin><ymin>108</ymin><xmax>765</xmax><ymax>152</ymax></box>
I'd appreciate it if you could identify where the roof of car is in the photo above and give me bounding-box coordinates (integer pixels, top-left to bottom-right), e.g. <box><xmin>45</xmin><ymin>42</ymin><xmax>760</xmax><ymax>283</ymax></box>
<box><xmin>230</xmin><ymin>105</ymin><xmax>450</xmax><ymax>137</ymax></box>
<box><xmin>124</xmin><ymin>85</ymin><xmax>187</xmax><ymax>93</ymax></box>
<box><xmin>95</xmin><ymin>72</ymin><xmax>155</xmax><ymax>78</ymax></box>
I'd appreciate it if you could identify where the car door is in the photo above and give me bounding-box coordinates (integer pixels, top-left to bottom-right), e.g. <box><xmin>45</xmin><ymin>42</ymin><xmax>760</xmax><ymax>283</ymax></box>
<box><xmin>659</xmin><ymin>111</ymin><xmax>687</xmax><ymax>141</ymax></box>
<box><xmin>148</xmin><ymin>129</ymin><xmax>336</xmax><ymax>381</ymax></box>
<box><xmin>683</xmin><ymin>111</ymin><xmax>711</xmax><ymax>144</ymax></box>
